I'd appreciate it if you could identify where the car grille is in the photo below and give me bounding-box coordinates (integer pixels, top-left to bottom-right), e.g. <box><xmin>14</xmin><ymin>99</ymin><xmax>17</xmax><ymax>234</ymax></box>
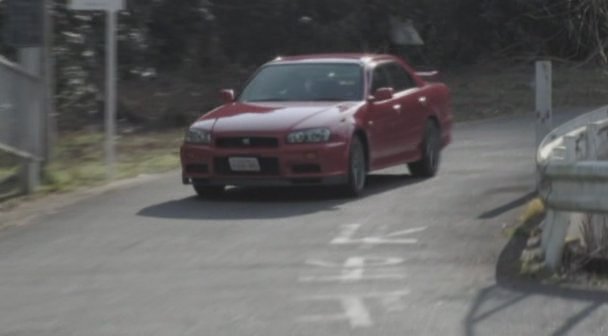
<box><xmin>292</xmin><ymin>164</ymin><xmax>322</xmax><ymax>174</ymax></box>
<box><xmin>215</xmin><ymin>137</ymin><xmax>279</xmax><ymax>148</ymax></box>
<box><xmin>213</xmin><ymin>157</ymin><xmax>280</xmax><ymax>176</ymax></box>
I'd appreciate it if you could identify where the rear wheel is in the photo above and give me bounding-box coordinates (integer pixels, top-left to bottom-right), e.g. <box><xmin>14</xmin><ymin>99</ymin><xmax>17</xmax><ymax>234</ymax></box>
<box><xmin>408</xmin><ymin>120</ymin><xmax>441</xmax><ymax>178</ymax></box>
<box><xmin>193</xmin><ymin>184</ymin><xmax>225</xmax><ymax>198</ymax></box>
<box><xmin>343</xmin><ymin>136</ymin><xmax>367</xmax><ymax>197</ymax></box>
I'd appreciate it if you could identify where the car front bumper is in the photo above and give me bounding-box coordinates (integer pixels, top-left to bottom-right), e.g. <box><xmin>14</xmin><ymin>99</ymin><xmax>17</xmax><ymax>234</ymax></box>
<box><xmin>180</xmin><ymin>141</ymin><xmax>350</xmax><ymax>187</ymax></box>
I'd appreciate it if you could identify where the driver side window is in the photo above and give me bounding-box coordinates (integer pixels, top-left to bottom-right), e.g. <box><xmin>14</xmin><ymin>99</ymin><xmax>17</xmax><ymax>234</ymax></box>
<box><xmin>386</xmin><ymin>63</ymin><xmax>417</xmax><ymax>92</ymax></box>
<box><xmin>371</xmin><ymin>65</ymin><xmax>392</xmax><ymax>93</ymax></box>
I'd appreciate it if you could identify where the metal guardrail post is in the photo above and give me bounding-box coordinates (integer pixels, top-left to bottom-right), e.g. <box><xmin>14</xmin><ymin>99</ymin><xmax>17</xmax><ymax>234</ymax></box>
<box><xmin>543</xmin><ymin>135</ymin><xmax>577</xmax><ymax>270</ymax></box>
<box><xmin>587</xmin><ymin>123</ymin><xmax>600</xmax><ymax>161</ymax></box>
<box><xmin>535</xmin><ymin>61</ymin><xmax>552</xmax><ymax>189</ymax></box>
<box><xmin>544</xmin><ymin>211</ymin><xmax>571</xmax><ymax>270</ymax></box>
<box><xmin>535</xmin><ymin>61</ymin><xmax>553</xmax><ymax>148</ymax></box>
<box><xmin>563</xmin><ymin>135</ymin><xmax>577</xmax><ymax>162</ymax></box>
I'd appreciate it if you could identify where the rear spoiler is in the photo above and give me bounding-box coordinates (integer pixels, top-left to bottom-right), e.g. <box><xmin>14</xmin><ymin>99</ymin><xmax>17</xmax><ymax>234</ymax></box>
<box><xmin>415</xmin><ymin>70</ymin><xmax>440</xmax><ymax>82</ymax></box>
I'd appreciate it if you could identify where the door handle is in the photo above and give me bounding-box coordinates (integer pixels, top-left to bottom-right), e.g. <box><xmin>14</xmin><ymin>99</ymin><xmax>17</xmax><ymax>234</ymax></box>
<box><xmin>418</xmin><ymin>96</ymin><xmax>428</xmax><ymax>106</ymax></box>
<box><xmin>393</xmin><ymin>104</ymin><xmax>402</xmax><ymax>114</ymax></box>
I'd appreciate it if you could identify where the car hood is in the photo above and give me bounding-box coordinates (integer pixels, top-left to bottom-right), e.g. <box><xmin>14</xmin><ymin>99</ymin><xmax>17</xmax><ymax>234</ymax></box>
<box><xmin>200</xmin><ymin>102</ymin><xmax>358</xmax><ymax>133</ymax></box>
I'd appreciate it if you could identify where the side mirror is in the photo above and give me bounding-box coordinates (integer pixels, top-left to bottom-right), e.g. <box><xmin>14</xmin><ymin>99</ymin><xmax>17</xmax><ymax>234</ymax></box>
<box><xmin>219</xmin><ymin>89</ymin><xmax>235</xmax><ymax>104</ymax></box>
<box><xmin>370</xmin><ymin>87</ymin><xmax>394</xmax><ymax>102</ymax></box>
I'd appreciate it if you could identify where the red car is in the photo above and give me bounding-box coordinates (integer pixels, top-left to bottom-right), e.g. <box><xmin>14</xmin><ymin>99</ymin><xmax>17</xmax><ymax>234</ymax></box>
<box><xmin>180</xmin><ymin>53</ymin><xmax>453</xmax><ymax>197</ymax></box>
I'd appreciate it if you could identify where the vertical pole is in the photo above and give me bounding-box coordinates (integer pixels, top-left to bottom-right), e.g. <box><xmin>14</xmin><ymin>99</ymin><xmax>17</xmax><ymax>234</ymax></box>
<box><xmin>587</xmin><ymin>123</ymin><xmax>600</xmax><ymax>161</ymax></box>
<box><xmin>563</xmin><ymin>135</ymin><xmax>577</xmax><ymax>162</ymax></box>
<box><xmin>535</xmin><ymin>61</ymin><xmax>553</xmax><ymax>147</ymax></box>
<box><xmin>43</xmin><ymin>0</ymin><xmax>56</xmax><ymax>162</ymax></box>
<box><xmin>18</xmin><ymin>48</ymin><xmax>42</xmax><ymax>194</ymax></box>
<box><xmin>535</xmin><ymin>61</ymin><xmax>553</xmax><ymax>192</ymax></box>
<box><xmin>545</xmin><ymin>211</ymin><xmax>571</xmax><ymax>271</ymax></box>
<box><xmin>541</xmin><ymin>210</ymin><xmax>555</xmax><ymax>252</ymax></box>
<box><xmin>105</xmin><ymin>10</ymin><xmax>117</xmax><ymax>180</ymax></box>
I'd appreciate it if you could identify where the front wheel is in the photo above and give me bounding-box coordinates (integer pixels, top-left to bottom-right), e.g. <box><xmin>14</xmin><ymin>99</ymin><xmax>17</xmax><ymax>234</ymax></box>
<box><xmin>343</xmin><ymin>136</ymin><xmax>367</xmax><ymax>197</ymax></box>
<box><xmin>408</xmin><ymin>120</ymin><xmax>441</xmax><ymax>178</ymax></box>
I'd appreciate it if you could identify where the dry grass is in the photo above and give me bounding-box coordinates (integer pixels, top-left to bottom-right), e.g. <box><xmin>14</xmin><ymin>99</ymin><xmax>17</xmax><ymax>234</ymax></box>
<box><xmin>504</xmin><ymin>198</ymin><xmax>546</xmax><ymax>239</ymax></box>
<box><xmin>41</xmin><ymin>129</ymin><xmax>183</xmax><ymax>193</ymax></box>
<box><xmin>444</xmin><ymin>63</ymin><xmax>608</xmax><ymax>121</ymax></box>
<box><xmin>0</xmin><ymin>152</ymin><xmax>19</xmax><ymax>197</ymax></box>
<box><xmin>518</xmin><ymin>198</ymin><xmax>546</xmax><ymax>225</ymax></box>
<box><xmin>578</xmin><ymin>214</ymin><xmax>608</xmax><ymax>260</ymax></box>
<box><xmin>0</xmin><ymin>164</ymin><xmax>17</xmax><ymax>182</ymax></box>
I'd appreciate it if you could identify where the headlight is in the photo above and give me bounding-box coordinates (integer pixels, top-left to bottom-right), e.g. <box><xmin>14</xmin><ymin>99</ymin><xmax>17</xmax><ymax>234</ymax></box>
<box><xmin>185</xmin><ymin>128</ymin><xmax>212</xmax><ymax>144</ymax></box>
<box><xmin>287</xmin><ymin>128</ymin><xmax>331</xmax><ymax>144</ymax></box>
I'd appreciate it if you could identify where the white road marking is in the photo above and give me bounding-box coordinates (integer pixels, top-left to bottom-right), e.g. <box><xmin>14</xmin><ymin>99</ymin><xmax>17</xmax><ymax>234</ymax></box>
<box><xmin>299</xmin><ymin>296</ymin><xmax>372</xmax><ymax>328</ymax></box>
<box><xmin>297</xmin><ymin>221</ymin><xmax>422</xmax><ymax>329</ymax></box>
<box><xmin>298</xmin><ymin>291</ymin><xmax>410</xmax><ymax>329</ymax></box>
<box><xmin>342</xmin><ymin>296</ymin><xmax>373</xmax><ymax>328</ymax></box>
<box><xmin>331</xmin><ymin>224</ymin><xmax>427</xmax><ymax>245</ymax></box>
<box><xmin>384</xmin><ymin>227</ymin><xmax>428</xmax><ymax>238</ymax></box>
<box><xmin>299</xmin><ymin>272</ymin><xmax>406</xmax><ymax>283</ymax></box>
<box><xmin>305</xmin><ymin>257</ymin><xmax>405</xmax><ymax>268</ymax></box>
<box><xmin>331</xmin><ymin>224</ymin><xmax>361</xmax><ymax>244</ymax></box>
<box><xmin>300</xmin><ymin>257</ymin><xmax>407</xmax><ymax>283</ymax></box>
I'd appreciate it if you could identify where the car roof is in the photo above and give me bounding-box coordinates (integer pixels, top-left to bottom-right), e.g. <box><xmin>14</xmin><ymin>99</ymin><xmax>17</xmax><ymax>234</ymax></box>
<box><xmin>267</xmin><ymin>53</ymin><xmax>395</xmax><ymax>65</ymax></box>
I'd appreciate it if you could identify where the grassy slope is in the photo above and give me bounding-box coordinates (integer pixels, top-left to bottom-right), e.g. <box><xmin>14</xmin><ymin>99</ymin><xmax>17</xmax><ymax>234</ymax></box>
<box><xmin>41</xmin><ymin>129</ymin><xmax>184</xmax><ymax>193</ymax></box>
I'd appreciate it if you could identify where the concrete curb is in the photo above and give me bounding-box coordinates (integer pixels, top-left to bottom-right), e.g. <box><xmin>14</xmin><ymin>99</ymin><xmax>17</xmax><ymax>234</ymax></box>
<box><xmin>0</xmin><ymin>170</ymin><xmax>177</xmax><ymax>232</ymax></box>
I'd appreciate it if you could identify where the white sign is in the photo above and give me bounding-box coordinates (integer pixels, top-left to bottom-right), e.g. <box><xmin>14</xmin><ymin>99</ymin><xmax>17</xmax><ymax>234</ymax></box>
<box><xmin>390</xmin><ymin>17</ymin><xmax>424</xmax><ymax>46</ymax></box>
<box><xmin>70</xmin><ymin>0</ymin><xmax>124</xmax><ymax>11</ymax></box>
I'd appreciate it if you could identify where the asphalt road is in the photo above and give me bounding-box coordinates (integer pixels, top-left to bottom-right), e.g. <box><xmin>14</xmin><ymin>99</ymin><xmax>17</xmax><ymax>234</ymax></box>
<box><xmin>2</xmin><ymin>110</ymin><xmax>607</xmax><ymax>336</ymax></box>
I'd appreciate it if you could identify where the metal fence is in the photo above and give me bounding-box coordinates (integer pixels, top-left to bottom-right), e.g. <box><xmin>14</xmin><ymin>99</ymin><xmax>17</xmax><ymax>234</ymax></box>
<box><xmin>537</xmin><ymin>105</ymin><xmax>608</xmax><ymax>269</ymax></box>
<box><xmin>0</xmin><ymin>55</ymin><xmax>42</xmax><ymax>194</ymax></box>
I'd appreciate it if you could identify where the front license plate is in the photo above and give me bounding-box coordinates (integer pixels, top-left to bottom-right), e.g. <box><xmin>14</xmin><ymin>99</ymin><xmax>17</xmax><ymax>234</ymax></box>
<box><xmin>228</xmin><ymin>157</ymin><xmax>261</xmax><ymax>172</ymax></box>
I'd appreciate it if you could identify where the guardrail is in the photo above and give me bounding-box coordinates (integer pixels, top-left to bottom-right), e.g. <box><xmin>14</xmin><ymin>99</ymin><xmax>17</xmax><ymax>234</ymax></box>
<box><xmin>537</xmin><ymin>106</ymin><xmax>608</xmax><ymax>269</ymax></box>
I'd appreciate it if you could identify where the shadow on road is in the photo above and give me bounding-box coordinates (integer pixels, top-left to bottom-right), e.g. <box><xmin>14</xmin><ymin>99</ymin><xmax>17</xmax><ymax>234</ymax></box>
<box><xmin>463</xmin><ymin>219</ymin><xmax>608</xmax><ymax>336</ymax></box>
<box><xmin>137</xmin><ymin>174</ymin><xmax>425</xmax><ymax>220</ymax></box>
<box><xmin>477</xmin><ymin>191</ymin><xmax>537</xmax><ymax>220</ymax></box>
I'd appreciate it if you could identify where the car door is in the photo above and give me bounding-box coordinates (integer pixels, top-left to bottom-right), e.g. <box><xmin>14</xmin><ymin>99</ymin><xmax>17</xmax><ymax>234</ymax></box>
<box><xmin>366</xmin><ymin>63</ymin><xmax>403</xmax><ymax>165</ymax></box>
<box><xmin>385</xmin><ymin>62</ymin><xmax>428</xmax><ymax>158</ymax></box>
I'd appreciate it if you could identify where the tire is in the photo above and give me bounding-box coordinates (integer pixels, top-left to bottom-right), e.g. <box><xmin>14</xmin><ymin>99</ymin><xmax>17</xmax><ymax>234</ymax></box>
<box><xmin>343</xmin><ymin>136</ymin><xmax>367</xmax><ymax>197</ymax></box>
<box><xmin>408</xmin><ymin>120</ymin><xmax>441</xmax><ymax>178</ymax></box>
<box><xmin>193</xmin><ymin>184</ymin><xmax>225</xmax><ymax>198</ymax></box>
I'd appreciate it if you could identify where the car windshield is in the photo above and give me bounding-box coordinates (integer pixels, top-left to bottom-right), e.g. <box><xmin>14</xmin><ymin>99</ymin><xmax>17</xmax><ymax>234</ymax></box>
<box><xmin>239</xmin><ymin>63</ymin><xmax>364</xmax><ymax>102</ymax></box>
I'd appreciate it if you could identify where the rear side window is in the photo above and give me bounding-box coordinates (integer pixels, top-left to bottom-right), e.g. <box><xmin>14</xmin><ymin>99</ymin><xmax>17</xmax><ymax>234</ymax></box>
<box><xmin>386</xmin><ymin>63</ymin><xmax>417</xmax><ymax>92</ymax></box>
